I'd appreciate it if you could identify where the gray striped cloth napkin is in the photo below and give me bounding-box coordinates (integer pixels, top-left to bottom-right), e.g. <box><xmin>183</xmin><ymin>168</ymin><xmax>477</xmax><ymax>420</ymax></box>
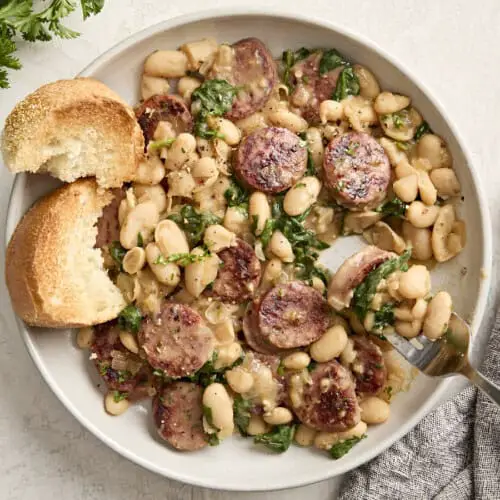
<box><xmin>339</xmin><ymin>310</ymin><xmax>500</xmax><ymax>500</ymax></box>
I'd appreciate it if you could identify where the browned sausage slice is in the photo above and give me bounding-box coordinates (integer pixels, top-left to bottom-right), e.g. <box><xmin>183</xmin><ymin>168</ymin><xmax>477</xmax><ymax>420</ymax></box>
<box><xmin>235</xmin><ymin>127</ymin><xmax>307</xmax><ymax>193</ymax></box>
<box><xmin>323</xmin><ymin>132</ymin><xmax>391</xmax><ymax>210</ymax></box>
<box><xmin>291</xmin><ymin>360</ymin><xmax>360</xmax><ymax>432</ymax></box>
<box><xmin>135</xmin><ymin>94</ymin><xmax>193</xmax><ymax>146</ymax></box>
<box><xmin>95</xmin><ymin>188</ymin><xmax>125</xmax><ymax>249</ymax></box>
<box><xmin>242</xmin><ymin>302</ymin><xmax>282</xmax><ymax>355</ymax></box>
<box><xmin>153</xmin><ymin>382</ymin><xmax>207</xmax><ymax>451</ymax></box>
<box><xmin>258</xmin><ymin>281</ymin><xmax>330</xmax><ymax>349</ymax></box>
<box><xmin>206</xmin><ymin>239</ymin><xmax>261</xmax><ymax>303</ymax></box>
<box><xmin>209</xmin><ymin>38</ymin><xmax>278</xmax><ymax>121</ymax></box>
<box><xmin>138</xmin><ymin>303</ymin><xmax>214</xmax><ymax>378</ymax></box>
<box><xmin>91</xmin><ymin>322</ymin><xmax>153</xmax><ymax>399</ymax></box>
<box><xmin>327</xmin><ymin>246</ymin><xmax>395</xmax><ymax>311</ymax></box>
<box><xmin>350</xmin><ymin>335</ymin><xmax>387</xmax><ymax>395</ymax></box>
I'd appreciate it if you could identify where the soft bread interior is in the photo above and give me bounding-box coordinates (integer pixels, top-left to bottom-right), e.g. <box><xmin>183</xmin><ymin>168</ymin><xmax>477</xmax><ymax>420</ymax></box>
<box><xmin>6</xmin><ymin>179</ymin><xmax>126</xmax><ymax>328</ymax></box>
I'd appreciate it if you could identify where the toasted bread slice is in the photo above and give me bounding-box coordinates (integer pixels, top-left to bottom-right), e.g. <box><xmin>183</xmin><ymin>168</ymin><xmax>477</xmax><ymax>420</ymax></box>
<box><xmin>6</xmin><ymin>179</ymin><xmax>126</xmax><ymax>328</ymax></box>
<box><xmin>1</xmin><ymin>78</ymin><xmax>144</xmax><ymax>188</ymax></box>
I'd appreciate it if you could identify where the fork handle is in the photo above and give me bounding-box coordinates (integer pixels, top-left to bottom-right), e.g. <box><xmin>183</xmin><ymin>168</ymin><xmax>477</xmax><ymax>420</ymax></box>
<box><xmin>461</xmin><ymin>364</ymin><xmax>500</xmax><ymax>407</ymax></box>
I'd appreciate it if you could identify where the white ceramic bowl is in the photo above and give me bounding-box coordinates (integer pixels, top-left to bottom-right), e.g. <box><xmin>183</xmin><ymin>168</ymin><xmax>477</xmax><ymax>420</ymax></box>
<box><xmin>5</xmin><ymin>8</ymin><xmax>492</xmax><ymax>491</ymax></box>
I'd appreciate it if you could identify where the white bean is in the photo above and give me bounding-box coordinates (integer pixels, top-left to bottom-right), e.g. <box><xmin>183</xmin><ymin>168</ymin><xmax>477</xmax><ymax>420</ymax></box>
<box><xmin>430</xmin><ymin>168</ymin><xmax>461</xmax><ymax>198</ymax></box>
<box><xmin>282</xmin><ymin>352</ymin><xmax>311</xmax><ymax>371</ymax></box>
<box><xmin>267</xmin><ymin>109</ymin><xmax>308</xmax><ymax>133</ymax></box>
<box><xmin>294</xmin><ymin>424</ymin><xmax>317</xmax><ymax>447</ymax></box>
<box><xmin>145</xmin><ymin>243</ymin><xmax>181</xmax><ymax>286</ymax></box>
<box><xmin>141</xmin><ymin>75</ymin><xmax>170</xmax><ymax>100</ymax></box>
<box><xmin>374</xmin><ymin>91</ymin><xmax>410</xmax><ymax>114</ymax></box>
<box><xmin>423</xmin><ymin>291</ymin><xmax>453</xmax><ymax>340</ymax></box>
<box><xmin>402</xmin><ymin>222</ymin><xmax>433</xmax><ymax>261</ymax></box>
<box><xmin>180</xmin><ymin>37</ymin><xmax>218</xmax><ymax>70</ymax></box>
<box><xmin>203</xmin><ymin>383</ymin><xmax>234</xmax><ymax>439</ymax></box>
<box><xmin>165</xmin><ymin>133</ymin><xmax>197</xmax><ymax>170</ymax></box>
<box><xmin>236</xmin><ymin>113</ymin><xmax>268</xmax><ymax>135</ymax></box>
<box><xmin>191</xmin><ymin>157</ymin><xmax>219</xmax><ymax>192</ymax></box>
<box><xmin>214</xmin><ymin>319</ymin><xmax>235</xmax><ymax>345</ymax></box>
<box><xmin>417</xmin><ymin>134</ymin><xmax>452</xmax><ymax>169</ymax></box>
<box><xmin>360</xmin><ymin>397</ymin><xmax>390</xmax><ymax>424</ymax></box>
<box><xmin>305</xmin><ymin>127</ymin><xmax>324</xmax><ymax>166</ymax></box>
<box><xmin>393</xmin><ymin>174</ymin><xmax>418</xmax><ymax>203</ymax></box>
<box><xmin>412</xmin><ymin>298</ymin><xmax>428</xmax><ymax>319</ymax></box>
<box><xmin>354</xmin><ymin>65</ymin><xmax>380</xmax><ymax>99</ymax></box>
<box><xmin>154</xmin><ymin>220</ymin><xmax>189</xmax><ymax>257</ymax></box>
<box><xmin>225</xmin><ymin>368</ymin><xmax>254</xmax><ymax>394</ymax></box>
<box><xmin>184</xmin><ymin>248</ymin><xmax>220</xmax><ymax>297</ymax></box>
<box><xmin>207</xmin><ymin>116</ymin><xmax>241</xmax><ymax>145</ymax></box>
<box><xmin>223</xmin><ymin>206</ymin><xmax>249</xmax><ymax>235</ymax></box>
<box><xmin>134</xmin><ymin>155</ymin><xmax>166</xmax><ymax>185</ymax></box>
<box><xmin>261</xmin><ymin>258</ymin><xmax>283</xmax><ymax>285</ymax></box>
<box><xmin>249</xmin><ymin>192</ymin><xmax>271</xmax><ymax>236</ymax></box>
<box><xmin>133</xmin><ymin>184</ymin><xmax>168</xmax><ymax>213</ymax></box>
<box><xmin>283</xmin><ymin>177</ymin><xmax>321</xmax><ymax>216</ymax></box>
<box><xmin>204</xmin><ymin>224</ymin><xmax>236</xmax><ymax>252</ymax></box>
<box><xmin>116</xmin><ymin>273</ymin><xmax>141</xmax><ymax>303</ymax></box>
<box><xmin>399</xmin><ymin>265</ymin><xmax>431</xmax><ymax>300</ymax></box>
<box><xmin>214</xmin><ymin>342</ymin><xmax>242</xmax><ymax>370</ymax></box>
<box><xmin>263</xmin><ymin>407</ymin><xmax>293</xmax><ymax>426</ymax></box>
<box><xmin>122</xmin><ymin>247</ymin><xmax>146</xmax><ymax>275</ymax></box>
<box><xmin>343</xmin><ymin>96</ymin><xmax>377</xmax><ymax>131</ymax></box>
<box><xmin>310</xmin><ymin>325</ymin><xmax>348</xmax><ymax>363</ymax></box>
<box><xmin>379</xmin><ymin>137</ymin><xmax>408</xmax><ymax>167</ymax></box>
<box><xmin>76</xmin><ymin>327</ymin><xmax>94</xmax><ymax>349</ymax></box>
<box><xmin>247</xmin><ymin>415</ymin><xmax>269</xmax><ymax>436</ymax></box>
<box><xmin>319</xmin><ymin>100</ymin><xmax>344</xmax><ymax>123</ymax></box>
<box><xmin>432</xmin><ymin>205</ymin><xmax>465</xmax><ymax>262</ymax></box>
<box><xmin>144</xmin><ymin>50</ymin><xmax>188</xmax><ymax>78</ymax></box>
<box><xmin>270</xmin><ymin>230</ymin><xmax>294</xmax><ymax>262</ymax></box>
<box><xmin>119</xmin><ymin>331</ymin><xmax>139</xmax><ymax>354</ymax></box>
<box><xmin>166</xmin><ymin>170</ymin><xmax>196</xmax><ymax>198</ymax></box>
<box><xmin>368</xmin><ymin>222</ymin><xmax>406</xmax><ymax>254</ymax></box>
<box><xmin>406</xmin><ymin>201</ymin><xmax>440</xmax><ymax>228</ymax></box>
<box><xmin>104</xmin><ymin>391</ymin><xmax>129</xmax><ymax>416</ymax></box>
<box><xmin>120</xmin><ymin>201</ymin><xmax>159</xmax><ymax>249</ymax></box>
<box><xmin>417</xmin><ymin>170</ymin><xmax>438</xmax><ymax>206</ymax></box>
<box><xmin>177</xmin><ymin>76</ymin><xmax>201</xmax><ymax>100</ymax></box>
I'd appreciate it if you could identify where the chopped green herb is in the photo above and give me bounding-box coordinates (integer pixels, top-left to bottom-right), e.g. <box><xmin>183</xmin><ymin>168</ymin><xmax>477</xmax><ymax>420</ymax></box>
<box><xmin>109</xmin><ymin>241</ymin><xmax>126</xmax><ymax>268</ymax></box>
<box><xmin>187</xmin><ymin>351</ymin><xmax>245</xmax><ymax>387</ymax></box>
<box><xmin>352</xmin><ymin>249</ymin><xmax>411</xmax><ymax>321</ymax></box>
<box><xmin>395</xmin><ymin>141</ymin><xmax>409</xmax><ymax>151</ymax></box>
<box><xmin>332</xmin><ymin>66</ymin><xmax>360</xmax><ymax>101</ymax></box>
<box><xmin>307</xmin><ymin>360</ymin><xmax>318</xmax><ymax>372</ymax></box>
<box><xmin>117</xmin><ymin>305</ymin><xmax>142</xmax><ymax>334</ymax></box>
<box><xmin>319</xmin><ymin>48</ymin><xmax>347</xmax><ymax>76</ymax></box>
<box><xmin>154</xmin><ymin>251</ymin><xmax>207</xmax><ymax>267</ymax></box>
<box><xmin>113</xmin><ymin>391</ymin><xmax>128</xmax><ymax>403</ymax></box>
<box><xmin>224</xmin><ymin>178</ymin><xmax>249</xmax><ymax>211</ymax></box>
<box><xmin>117</xmin><ymin>370</ymin><xmax>132</xmax><ymax>384</ymax></box>
<box><xmin>385</xmin><ymin>386</ymin><xmax>393</xmax><ymax>400</ymax></box>
<box><xmin>167</xmin><ymin>205</ymin><xmax>221</xmax><ymax>246</ymax></box>
<box><xmin>203</xmin><ymin>405</ymin><xmax>220</xmax><ymax>431</ymax></box>
<box><xmin>137</xmin><ymin>232</ymin><xmax>144</xmax><ymax>248</ymax></box>
<box><xmin>254</xmin><ymin>424</ymin><xmax>296</xmax><ymax>453</ymax></box>
<box><xmin>277</xmin><ymin>361</ymin><xmax>286</xmax><ymax>376</ymax></box>
<box><xmin>345</xmin><ymin>142</ymin><xmax>360</xmax><ymax>156</ymax></box>
<box><xmin>329</xmin><ymin>435</ymin><xmax>366</xmax><ymax>459</ymax></box>
<box><xmin>392</xmin><ymin>113</ymin><xmax>405</xmax><ymax>129</ymax></box>
<box><xmin>376</xmin><ymin>197</ymin><xmax>408</xmax><ymax>218</ymax></box>
<box><xmin>372</xmin><ymin>303</ymin><xmax>395</xmax><ymax>331</ymax></box>
<box><xmin>148</xmin><ymin>137</ymin><xmax>176</xmax><ymax>150</ymax></box>
<box><xmin>233</xmin><ymin>394</ymin><xmax>253</xmax><ymax>436</ymax></box>
<box><xmin>281</xmin><ymin>47</ymin><xmax>312</xmax><ymax>88</ymax></box>
<box><xmin>414</xmin><ymin>121</ymin><xmax>432</xmax><ymax>141</ymax></box>
<box><xmin>191</xmin><ymin>79</ymin><xmax>239</xmax><ymax>138</ymax></box>
<box><xmin>206</xmin><ymin>433</ymin><xmax>220</xmax><ymax>446</ymax></box>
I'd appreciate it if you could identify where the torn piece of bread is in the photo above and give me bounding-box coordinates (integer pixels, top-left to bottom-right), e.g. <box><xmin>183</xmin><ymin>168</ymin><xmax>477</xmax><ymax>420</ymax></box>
<box><xmin>6</xmin><ymin>179</ymin><xmax>126</xmax><ymax>328</ymax></box>
<box><xmin>1</xmin><ymin>78</ymin><xmax>144</xmax><ymax>188</ymax></box>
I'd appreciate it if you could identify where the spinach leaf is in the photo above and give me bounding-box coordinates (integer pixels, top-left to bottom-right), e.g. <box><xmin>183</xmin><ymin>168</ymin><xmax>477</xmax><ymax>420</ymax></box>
<box><xmin>167</xmin><ymin>205</ymin><xmax>221</xmax><ymax>246</ymax></box>
<box><xmin>414</xmin><ymin>121</ymin><xmax>432</xmax><ymax>141</ymax></box>
<box><xmin>224</xmin><ymin>178</ymin><xmax>250</xmax><ymax>211</ymax></box>
<box><xmin>137</xmin><ymin>232</ymin><xmax>144</xmax><ymax>248</ymax></box>
<box><xmin>319</xmin><ymin>48</ymin><xmax>347</xmax><ymax>75</ymax></box>
<box><xmin>352</xmin><ymin>249</ymin><xmax>411</xmax><ymax>321</ymax></box>
<box><xmin>206</xmin><ymin>433</ymin><xmax>220</xmax><ymax>446</ymax></box>
<box><xmin>376</xmin><ymin>197</ymin><xmax>408</xmax><ymax>217</ymax></box>
<box><xmin>191</xmin><ymin>79</ymin><xmax>239</xmax><ymax>138</ymax></box>
<box><xmin>281</xmin><ymin>47</ymin><xmax>313</xmax><ymax>87</ymax></box>
<box><xmin>329</xmin><ymin>435</ymin><xmax>366</xmax><ymax>459</ymax></box>
<box><xmin>332</xmin><ymin>66</ymin><xmax>360</xmax><ymax>101</ymax></box>
<box><xmin>188</xmin><ymin>351</ymin><xmax>244</xmax><ymax>388</ymax></box>
<box><xmin>113</xmin><ymin>390</ymin><xmax>128</xmax><ymax>403</ymax></box>
<box><xmin>117</xmin><ymin>305</ymin><xmax>142</xmax><ymax>334</ymax></box>
<box><xmin>233</xmin><ymin>395</ymin><xmax>253</xmax><ymax>436</ymax></box>
<box><xmin>109</xmin><ymin>241</ymin><xmax>126</xmax><ymax>268</ymax></box>
<box><xmin>203</xmin><ymin>405</ymin><xmax>220</xmax><ymax>431</ymax></box>
<box><xmin>372</xmin><ymin>303</ymin><xmax>395</xmax><ymax>331</ymax></box>
<box><xmin>298</xmin><ymin>132</ymin><xmax>316</xmax><ymax>176</ymax></box>
<box><xmin>254</xmin><ymin>424</ymin><xmax>296</xmax><ymax>453</ymax></box>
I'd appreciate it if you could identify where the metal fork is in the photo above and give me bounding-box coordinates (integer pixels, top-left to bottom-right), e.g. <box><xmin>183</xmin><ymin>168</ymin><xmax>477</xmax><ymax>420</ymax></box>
<box><xmin>385</xmin><ymin>313</ymin><xmax>500</xmax><ymax>406</ymax></box>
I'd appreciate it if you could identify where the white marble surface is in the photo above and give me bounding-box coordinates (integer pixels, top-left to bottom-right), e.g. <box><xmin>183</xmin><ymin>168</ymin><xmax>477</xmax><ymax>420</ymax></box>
<box><xmin>1</xmin><ymin>1</ymin><xmax>499</xmax><ymax>498</ymax></box>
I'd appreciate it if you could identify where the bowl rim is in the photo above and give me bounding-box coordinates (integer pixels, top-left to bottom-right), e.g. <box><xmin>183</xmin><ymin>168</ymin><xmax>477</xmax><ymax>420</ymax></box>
<box><xmin>5</xmin><ymin>6</ymin><xmax>492</xmax><ymax>491</ymax></box>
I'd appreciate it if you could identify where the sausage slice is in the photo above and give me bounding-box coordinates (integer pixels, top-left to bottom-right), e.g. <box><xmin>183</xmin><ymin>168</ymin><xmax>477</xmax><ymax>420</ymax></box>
<box><xmin>209</xmin><ymin>38</ymin><xmax>278</xmax><ymax>121</ymax></box>
<box><xmin>327</xmin><ymin>246</ymin><xmax>395</xmax><ymax>311</ymax></box>
<box><xmin>289</xmin><ymin>52</ymin><xmax>344</xmax><ymax>124</ymax></box>
<box><xmin>258</xmin><ymin>281</ymin><xmax>330</xmax><ymax>349</ymax></box>
<box><xmin>291</xmin><ymin>360</ymin><xmax>360</xmax><ymax>432</ymax></box>
<box><xmin>138</xmin><ymin>303</ymin><xmax>214</xmax><ymax>378</ymax></box>
<box><xmin>91</xmin><ymin>322</ymin><xmax>153</xmax><ymax>399</ymax></box>
<box><xmin>350</xmin><ymin>335</ymin><xmax>387</xmax><ymax>395</ymax></box>
<box><xmin>323</xmin><ymin>132</ymin><xmax>391</xmax><ymax>209</ymax></box>
<box><xmin>153</xmin><ymin>382</ymin><xmax>207</xmax><ymax>451</ymax></box>
<box><xmin>95</xmin><ymin>188</ymin><xmax>125</xmax><ymax>249</ymax></box>
<box><xmin>242</xmin><ymin>302</ymin><xmax>282</xmax><ymax>355</ymax></box>
<box><xmin>206</xmin><ymin>238</ymin><xmax>261</xmax><ymax>303</ymax></box>
<box><xmin>135</xmin><ymin>94</ymin><xmax>193</xmax><ymax>146</ymax></box>
<box><xmin>235</xmin><ymin>127</ymin><xmax>307</xmax><ymax>193</ymax></box>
